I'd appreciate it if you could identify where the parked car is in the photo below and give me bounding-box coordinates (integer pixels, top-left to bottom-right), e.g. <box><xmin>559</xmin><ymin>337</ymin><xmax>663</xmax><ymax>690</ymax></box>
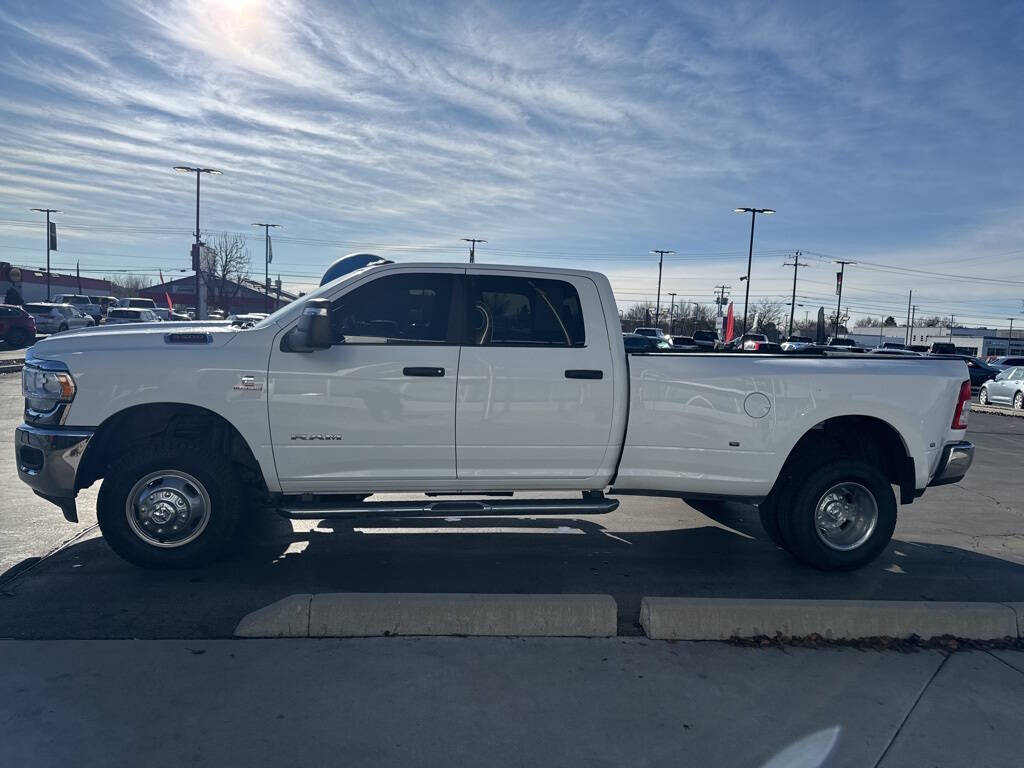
<box><xmin>907</xmin><ymin>344</ymin><xmax>929</xmax><ymax>353</ymax></box>
<box><xmin>928</xmin><ymin>341</ymin><xmax>957</xmax><ymax>355</ymax></box>
<box><xmin>105</xmin><ymin>308</ymin><xmax>160</xmax><ymax>325</ymax></box>
<box><xmin>671</xmin><ymin>336</ymin><xmax>699</xmax><ymax>351</ymax></box>
<box><xmin>0</xmin><ymin>304</ymin><xmax>36</xmax><ymax>347</ymax></box>
<box><xmin>826</xmin><ymin>337</ymin><xmax>856</xmax><ymax>347</ymax></box>
<box><xmin>989</xmin><ymin>356</ymin><xmax>1024</xmax><ymax>369</ymax></box>
<box><xmin>692</xmin><ymin>329</ymin><xmax>719</xmax><ymax>350</ymax></box>
<box><xmin>633</xmin><ymin>327</ymin><xmax>671</xmax><ymax>342</ymax></box>
<box><xmin>89</xmin><ymin>296</ymin><xmax>119</xmax><ymax>314</ymax></box>
<box><xmin>781</xmin><ymin>335</ymin><xmax>814</xmax><ymax>352</ymax></box>
<box><xmin>979</xmin><ymin>367</ymin><xmax>1024</xmax><ymax>409</ymax></box>
<box><xmin>880</xmin><ymin>342</ymin><xmax>907</xmax><ymax>350</ymax></box>
<box><xmin>929</xmin><ymin>355</ymin><xmax>999</xmax><ymax>391</ymax></box>
<box><xmin>53</xmin><ymin>294</ymin><xmax>103</xmax><ymax>324</ymax></box>
<box><xmin>16</xmin><ymin>262</ymin><xmax>974</xmax><ymax>574</ymax></box>
<box><xmin>114</xmin><ymin>297</ymin><xmax>157</xmax><ymax>311</ymax></box>
<box><xmin>623</xmin><ymin>333</ymin><xmax>672</xmax><ymax>352</ymax></box>
<box><xmin>23</xmin><ymin>302</ymin><xmax>95</xmax><ymax>333</ymax></box>
<box><xmin>725</xmin><ymin>333</ymin><xmax>777</xmax><ymax>352</ymax></box>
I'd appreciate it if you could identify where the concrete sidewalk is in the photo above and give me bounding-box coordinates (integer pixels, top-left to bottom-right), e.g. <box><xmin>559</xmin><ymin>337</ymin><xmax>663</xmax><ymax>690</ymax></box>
<box><xmin>2</xmin><ymin>638</ymin><xmax>1022</xmax><ymax>768</ymax></box>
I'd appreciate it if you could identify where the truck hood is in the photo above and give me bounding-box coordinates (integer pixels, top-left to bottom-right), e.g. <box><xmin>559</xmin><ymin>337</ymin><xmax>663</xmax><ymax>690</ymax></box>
<box><xmin>28</xmin><ymin>322</ymin><xmax>240</xmax><ymax>361</ymax></box>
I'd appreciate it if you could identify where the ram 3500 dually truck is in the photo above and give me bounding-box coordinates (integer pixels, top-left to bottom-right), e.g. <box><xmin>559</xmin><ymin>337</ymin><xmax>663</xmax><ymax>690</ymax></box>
<box><xmin>16</xmin><ymin>262</ymin><xmax>974</xmax><ymax>571</ymax></box>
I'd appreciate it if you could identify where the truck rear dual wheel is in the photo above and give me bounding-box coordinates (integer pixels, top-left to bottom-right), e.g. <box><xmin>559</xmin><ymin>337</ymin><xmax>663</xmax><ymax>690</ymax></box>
<box><xmin>765</xmin><ymin>458</ymin><xmax>897</xmax><ymax>571</ymax></box>
<box><xmin>97</xmin><ymin>441</ymin><xmax>243</xmax><ymax>568</ymax></box>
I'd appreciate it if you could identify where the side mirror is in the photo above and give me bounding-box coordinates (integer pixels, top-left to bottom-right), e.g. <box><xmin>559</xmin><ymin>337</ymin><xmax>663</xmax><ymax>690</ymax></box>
<box><xmin>285</xmin><ymin>298</ymin><xmax>332</xmax><ymax>352</ymax></box>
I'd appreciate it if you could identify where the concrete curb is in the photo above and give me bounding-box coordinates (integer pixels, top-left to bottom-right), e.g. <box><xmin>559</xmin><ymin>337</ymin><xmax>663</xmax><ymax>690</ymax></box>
<box><xmin>640</xmin><ymin>597</ymin><xmax>1020</xmax><ymax>641</ymax></box>
<box><xmin>971</xmin><ymin>403</ymin><xmax>1024</xmax><ymax>418</ymax></box>
<box><xmin>235</xmin><ymin>594</ymin><xmax>312</xmax><ymax>638</ymax></box>
<box><xmin>235</xmin><ymin>593</ymin><xmax>617</xmax><ymax>638</ymax></box>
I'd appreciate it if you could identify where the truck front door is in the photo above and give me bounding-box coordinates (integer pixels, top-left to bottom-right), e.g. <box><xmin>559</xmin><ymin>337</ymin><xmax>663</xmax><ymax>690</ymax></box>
<box><xmin>268</xmin><ymin>269</ymin><xmax>463</xmax><ymax>492</ymax></box>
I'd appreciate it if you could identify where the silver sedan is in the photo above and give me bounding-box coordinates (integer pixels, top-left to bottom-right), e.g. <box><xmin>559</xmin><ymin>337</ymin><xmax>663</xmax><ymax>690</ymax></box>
<box><xmin>979</xmin><ymin>366</ymin><xmax>1024</xmax><ymax>409</ymax></box>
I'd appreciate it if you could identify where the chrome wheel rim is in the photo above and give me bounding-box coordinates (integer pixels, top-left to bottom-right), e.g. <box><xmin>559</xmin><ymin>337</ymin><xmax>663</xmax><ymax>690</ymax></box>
<box><xmin>813</xmin><ymin>482</ymin><xmax>878</xmax><ymax>551</ymax></box>
<box><xmin>1016</xmin><ymin>393</ymin><xmax>1023</xmax><ymax>410</ymax></box>
<box><xmin>980</xmin><ymin>389</ymin><xmax>988</xmax><ymax>405</ymax></box>
<box><xmin>125</xmin><ymin>470</ymin><xmax>211</xmax><ymax>548</ymax></box>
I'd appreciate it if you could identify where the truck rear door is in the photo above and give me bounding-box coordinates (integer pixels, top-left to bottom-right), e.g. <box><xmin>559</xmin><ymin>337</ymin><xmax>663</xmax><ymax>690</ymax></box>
<box><xmin>456</xmin><ymin>270</ymin><xmax>616</xmax><ymax>482</ymax></box>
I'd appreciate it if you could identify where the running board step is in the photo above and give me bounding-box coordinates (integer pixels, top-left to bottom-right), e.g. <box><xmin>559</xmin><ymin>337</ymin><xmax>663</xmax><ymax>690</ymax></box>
<box><xmin>277</xmin><ymin>493</ymin><xmax>618</xmax><ymax>520</ymax></box>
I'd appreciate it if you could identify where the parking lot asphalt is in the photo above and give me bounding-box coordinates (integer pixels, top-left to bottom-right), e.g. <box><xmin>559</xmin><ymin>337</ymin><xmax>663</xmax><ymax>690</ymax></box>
<box><xmin>1</xmin><ymin>373</ymin><xmax>1023</xmax><ymax>639</ymax></box>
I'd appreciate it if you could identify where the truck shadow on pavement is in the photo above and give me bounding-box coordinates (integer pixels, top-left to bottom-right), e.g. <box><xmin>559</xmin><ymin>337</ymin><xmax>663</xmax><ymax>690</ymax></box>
<box><xmin>3</xmin><ymin>500</ymin><xmax>1024</xmax><ymax>638</ymax></box>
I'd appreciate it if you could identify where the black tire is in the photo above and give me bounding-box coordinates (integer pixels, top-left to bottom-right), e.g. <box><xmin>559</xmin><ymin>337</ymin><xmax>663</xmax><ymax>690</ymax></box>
<box><xmin>97</xmin><ymin>440</ymin><xmax>243</xmax><ymax>568</ymax></box>
<box><xmin>58</xmin><ymin>323</ymin><xmax>68</xmax><ymax>332</ymax></box>
<box><xmin>757</xmin><ymin>490</ymin><xmax>790</xmax><ymax>551</ymax></box>
<box><xmin>778</xmin><ymin>458</ymin><xmax>896</xmax><ymax>571</ymax></box>
<box><xmin>7</xmin><ymin>327</ymin><xmax>31</xmax><ymax>347</ymax></box>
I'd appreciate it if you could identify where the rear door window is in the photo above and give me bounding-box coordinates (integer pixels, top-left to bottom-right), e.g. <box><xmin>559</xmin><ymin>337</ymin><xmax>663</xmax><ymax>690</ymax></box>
<box><xmin>466</xmin><ymin>275</ymin><xmax>584</xmax><ymax>347</ymax></box>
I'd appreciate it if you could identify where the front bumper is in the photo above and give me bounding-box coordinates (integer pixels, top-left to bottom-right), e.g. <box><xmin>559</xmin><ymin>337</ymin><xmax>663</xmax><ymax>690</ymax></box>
<box><xmin>15</xmin><ymin>424</ymin><xmax>94</xmax><ymax>522</ymax></box>
<box><xmin>929</xmin><ymin>440</ymin><xmax>975</xmax><ymax>487</ymax></box>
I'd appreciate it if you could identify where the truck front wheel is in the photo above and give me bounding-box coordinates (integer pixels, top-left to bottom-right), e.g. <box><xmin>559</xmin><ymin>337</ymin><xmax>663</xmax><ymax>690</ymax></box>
<box><xmin>97</xmin><ymin>441</ymin><xmax>243</xmax><ymax>568</ymax></box>
<box><xmin>778</xmin><ymin>458</ymin><xmax>897</xmax><ymax>571</ymax></box>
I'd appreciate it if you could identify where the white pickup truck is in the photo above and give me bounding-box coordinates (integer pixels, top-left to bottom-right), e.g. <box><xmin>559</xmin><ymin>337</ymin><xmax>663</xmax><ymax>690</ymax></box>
<box><xmin>16</xmin><ymin>262</ymin><xmax>974</xmax><ymax>571</ymax></box>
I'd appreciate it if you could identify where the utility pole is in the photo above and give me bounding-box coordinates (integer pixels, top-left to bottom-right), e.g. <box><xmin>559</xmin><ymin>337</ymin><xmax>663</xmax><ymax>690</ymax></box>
<box><xmin>714</xmin><ymin>285</ymin><xmax>731</xmax><ymax>317</ymax></box>
<box><xmin>650</xmin><ymin>250</ymin><xmax>674</xmax><ymax>328</ymax></box>
<box><xmin>667</xmin><ymin>292</ymin><xmax>677</xmax><ymax>335</ymax></box>
<box><xmin>909</xmin><ymin>305</ymin><xmax>918</xmax><ymax>344</ymax></box>
<box><xmin>949</xmin><ymin>315</ymin><xmax>955</xmax><ymax>340</ymax></box>
<box><xmin>1008</xmin><ymin>318</ymin><xmax>1016</xmax><ymax>354</ymax></box>
<box><xmin>30</xmin><ymin>208</ymin><xmax>61</xmax><ymax>300</ymax></box>
<box><xmin>904</xmin><ymin>290</ymin><xmax>913</xmax><ymax>345</ymax></box>
<box><xmin>783</xmin><ymin>251</ymin><xmax>807</xmax><ymax>338</ymax></box>
<box><xmin>252</xmin><ymin>223</ymin><xmax>280</xmax><ymax>312</ymax></box>
<box><xmin>461</xmin><ymin>238</ymin><xmax>486</xmax><ymax>264</ymax></box>
<box><xmin>833</xmin><ymin>260</ymin><xmax>855</xmax><ymax>337</ymax></box>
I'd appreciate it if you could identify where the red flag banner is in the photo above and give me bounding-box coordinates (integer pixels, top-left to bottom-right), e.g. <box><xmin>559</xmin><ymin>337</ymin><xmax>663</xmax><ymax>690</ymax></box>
<box><xmin>725</xmin><ymin>301</ymin><xmax>735</xmax><ymax>342</ymax></box>
<box><xmin>164</xmin><ymin>292</ymin><xmax>174</xmax><ymax>310</ymax></box>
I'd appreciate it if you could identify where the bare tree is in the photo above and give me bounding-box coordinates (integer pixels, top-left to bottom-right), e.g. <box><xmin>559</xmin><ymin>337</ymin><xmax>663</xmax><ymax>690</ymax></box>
<box><xmin>200</xmin><ymin>232</ymin><xmax>252</xmax><ymax>313</ymax></box>
<box><xmin>854</xmin><ymin>316</ymin><xmax>881</xmax><ymax>328</ymax></box>
<box><xmin>108</xmin><ymin>273</ymin><xmax>152</xmax><ymax>298</ymax></box>
<box><xmin>751</xmin><ymin>299</ymin><xmax>784</xmax><ymax>337</ymax></box>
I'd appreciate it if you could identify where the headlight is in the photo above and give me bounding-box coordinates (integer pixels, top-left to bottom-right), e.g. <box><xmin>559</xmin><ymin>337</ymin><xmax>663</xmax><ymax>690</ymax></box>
<box><xmin>23</xmin><ymin>364</ymin><xmax>76</xmax><ymax>414</ymax></box>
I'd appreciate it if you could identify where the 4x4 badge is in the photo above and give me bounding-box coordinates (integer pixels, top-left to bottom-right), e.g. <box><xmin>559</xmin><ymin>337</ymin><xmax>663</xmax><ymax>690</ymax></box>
<box><xmin>290</xmin><ymin>434</ymin><xmax>343</xmax><ymax>441</ymax></box>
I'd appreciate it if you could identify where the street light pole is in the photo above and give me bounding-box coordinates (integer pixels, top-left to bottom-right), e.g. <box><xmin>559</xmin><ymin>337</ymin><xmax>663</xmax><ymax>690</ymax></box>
<box><xmin>734</xmin><ymin>207</ymin><xmax>775</xmax><ymax>334</ymax></box>
<box><xmin>461</xmin><ymin>238</ymin><xmax>486</xmax><ymax>264</ymax></box>
<box><xmin>252</xmin><ymin>223</ymin><xmax>280</xmax><ymax>312</ymax></box>
<box><xmin>1008</xmin><ymin>318</ymin><xmax>1016</xmax><ymax>354</ymax></box>
<box><xmin>30</xmin><ymin>208</ymin><xmax>61</xmax><ymax>300</ymax></box>
<box><xmin>667</xmin><ymin>292</ymin><xmax>676</xmax><ymax>335</ymax></box>
<box><xmin>173</xmin><ymin>166</ymin><xmax>222</xmax><ymax>319</ymax></box>
<box><xmin>650</xmin><ymin>249</ymin><xmax>674</xmax><ymax>328</ymax></box>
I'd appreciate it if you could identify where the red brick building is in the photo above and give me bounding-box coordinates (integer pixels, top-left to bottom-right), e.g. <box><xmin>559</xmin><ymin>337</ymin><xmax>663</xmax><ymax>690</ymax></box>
<box><xmin>139</xmin><ymin>275</ymin><xmax>297</xmax><ymax>314</ymax></box>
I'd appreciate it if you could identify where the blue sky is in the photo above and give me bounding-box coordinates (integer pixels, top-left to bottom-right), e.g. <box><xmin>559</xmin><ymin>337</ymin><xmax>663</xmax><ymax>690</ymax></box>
<box><xmin>1</xmin><ymin>0</ymin><xmax>1022</xmax><ymax>326</ymax></box>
